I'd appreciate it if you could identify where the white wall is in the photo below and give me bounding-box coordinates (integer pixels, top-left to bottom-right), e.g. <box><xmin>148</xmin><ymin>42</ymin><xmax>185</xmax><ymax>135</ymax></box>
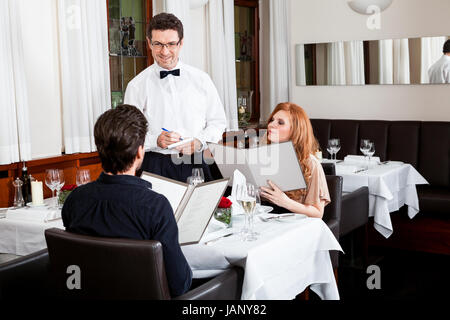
<box><xmin>19</xmin><ymin>0</ymin><xmax>63</xmax><ymax>159</ymax></box>
<box><xmin>289</xmin><ymin>0</ymin><xmax>450</xmax><ymax>121</ymax></box>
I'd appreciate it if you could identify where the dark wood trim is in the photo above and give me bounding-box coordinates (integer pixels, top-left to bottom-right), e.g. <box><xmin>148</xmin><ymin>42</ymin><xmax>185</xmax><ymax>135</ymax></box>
<box><xmin>364</xmin><ymin>41</ymin><xmax>370</xmax><ymax>85</ymax></box>
<box><xmin>252</xmin><ymin>4</ymin><xmax>260</xmax><ymax>123</ymax></box>
<box><xmin>235</xmin><ymin>0</ymin><xmax>259</xmax><ymax>7</ymax></box>
<box><xmin>146</xmin><ymin>0</ymin><xmax>154</xmax><ymax>66</ymax></box>
<box><xmin>235</xmin><ymin>0</ymin><xmax>260</xmax><ymax>124</ymax></box>
<box><xmin>312</xmin><ymin>44</ymin><xmax>317</xmax><ymax>86</ymax></box>
<box><xmin>0</xmin><ymin>152</ymin><xmax>102</xmax><ymax>208</ymax></box>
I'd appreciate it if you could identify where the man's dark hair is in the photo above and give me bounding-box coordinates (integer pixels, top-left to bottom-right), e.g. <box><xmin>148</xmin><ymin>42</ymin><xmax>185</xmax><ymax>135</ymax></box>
<box><xmin>94</xmin><ymin>104</ymin><xmax>148</xmax><ymax>174</ymax></box>
<box><xmin>146</xmin><ymin>13</ymin><xmax>184</xmax><ymax>41</ymax></box>
<box><xmin>444</xmin><ymin>39</ymin><xmax>450</xmax><ymax>54</ymax></box>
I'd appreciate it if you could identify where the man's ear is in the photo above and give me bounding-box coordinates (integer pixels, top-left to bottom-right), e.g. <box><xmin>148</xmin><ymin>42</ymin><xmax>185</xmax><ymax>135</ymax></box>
<box><xmin>137</xmin><ymin>145</ymin><xmax>145</xmax><ymax>160</ymax></box>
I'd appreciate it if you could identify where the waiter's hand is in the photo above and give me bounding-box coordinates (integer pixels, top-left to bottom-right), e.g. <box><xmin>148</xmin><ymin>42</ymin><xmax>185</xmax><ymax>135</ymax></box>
<box><xmin>157</xmin><ymin>131</ymin><xmax>182</xmax><ymax>149</ymax></box>
<box><xmin>175</xmin><ymin>138</ymin><xmax>203</xmax><ymax>155</ymax></box>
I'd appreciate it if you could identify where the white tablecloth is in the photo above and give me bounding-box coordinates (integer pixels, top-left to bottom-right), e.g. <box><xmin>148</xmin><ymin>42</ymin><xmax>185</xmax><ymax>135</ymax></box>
<box><xmin>0</xmin><ymin>205</ymin><xmax>64</xmax><ymax>255</ymax></box>
<box><xmin>0</xmin><ymin>203</ymin><xmax>342</xmax><ymax>300</ymax></box>
<box><xmin>335</xmin><ymin>162</ymin><xmax>428</xmax><ymax>238</ymax></box>
<box><xmin>182</xmin><ymin>214</ymin><xmax>342</xmax><ymax>300</ymax></box>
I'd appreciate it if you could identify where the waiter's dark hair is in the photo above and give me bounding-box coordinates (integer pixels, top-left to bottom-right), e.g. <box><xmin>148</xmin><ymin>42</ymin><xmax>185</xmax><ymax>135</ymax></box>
<box><xmin>94</xmin><ymin>104</ymin><xmax>148</xmax><ymax>174</ymax></box>
<box><xmin>147</xmin><ymin>12</ymin><xmax>184</xmax><ymax>41</ymax></box>
<box><xmin>444</xmin><ymin>40</ymin><xmax>450</xmax><ymax>54</ymax></box>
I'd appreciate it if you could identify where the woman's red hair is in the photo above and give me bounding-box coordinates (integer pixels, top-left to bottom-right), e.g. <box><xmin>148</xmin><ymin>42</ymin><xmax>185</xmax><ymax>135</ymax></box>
<box><xmin>267</xmin><ymin>103</ymin><xmax>319</xmax><ymax>190</ymax></box>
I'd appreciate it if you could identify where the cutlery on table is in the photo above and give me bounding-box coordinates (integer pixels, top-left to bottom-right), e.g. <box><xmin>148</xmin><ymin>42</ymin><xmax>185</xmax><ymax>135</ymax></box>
<box><xmin>204</xmin><ymin>233</ymin><xmax>234</xmax><ymax>245</ymax></box>
<box><xmin>258</xmin><ymin>213</ymin><xmax>295</xmax><ymax>222</ymax></box>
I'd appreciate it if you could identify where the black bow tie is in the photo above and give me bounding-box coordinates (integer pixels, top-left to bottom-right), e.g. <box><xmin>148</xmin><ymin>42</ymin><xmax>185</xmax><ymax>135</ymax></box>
<box><xmin>160</xmin><ymin>69</ymin><xmax>180</xmax><ymax>79</ymax></box>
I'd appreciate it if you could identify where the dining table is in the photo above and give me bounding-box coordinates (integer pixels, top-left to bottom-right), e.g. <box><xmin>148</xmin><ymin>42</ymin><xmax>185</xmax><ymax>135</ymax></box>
<box><xmin>326</xmin><ymin>159</ymin><xmax>428</xmax><ymax>238</ymax></box>
<box><xmin>0</xmin><ymin>200</ymin><xmax>342</xmax><ymax>300</ymax></box>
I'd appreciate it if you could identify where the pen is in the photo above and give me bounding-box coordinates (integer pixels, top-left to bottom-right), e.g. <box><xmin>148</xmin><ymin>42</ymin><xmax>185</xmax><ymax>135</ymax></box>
<box><xmin>162</xmin><ymin>128</ymin><xmax>183</xmax><ymax>140</ymax></box>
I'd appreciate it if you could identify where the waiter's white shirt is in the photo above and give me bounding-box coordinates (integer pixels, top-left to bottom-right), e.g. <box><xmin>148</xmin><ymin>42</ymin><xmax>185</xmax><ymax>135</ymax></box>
<box><xmin>428</xmin><ymin>55</ymin><xmax>450</xmax><ymax>84</ymax></box>
<box><xmin>124</xmin><ymin>61</ymin><xmax>227</xmax><ymax>154</ymax></box>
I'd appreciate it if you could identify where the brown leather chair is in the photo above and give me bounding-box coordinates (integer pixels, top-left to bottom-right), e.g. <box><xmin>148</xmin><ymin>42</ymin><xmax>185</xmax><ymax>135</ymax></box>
<box><xmin>323</xmin><ymin>175</ymin><xmax>343</xmax><ymax>269</ymax></box>
<box><xmin>44</xmin><ymin>228</ymin><xmax>243</xmax><ymax>300</ymax></box>
<box><xmin>0</xmin><ymin>249</ymin><xmax>50</xmax><ymax>299</ymax></box>
<box><xmin>321</xmin><ymin>162</ymin><xmax>369</xmax><ymax>267</ymax></box>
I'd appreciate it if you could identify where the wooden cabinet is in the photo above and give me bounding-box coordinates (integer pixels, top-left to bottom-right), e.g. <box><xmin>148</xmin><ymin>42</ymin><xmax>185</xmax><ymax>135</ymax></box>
<box><xmin>107</xmin><ymin>0</ymin><xmax>153</xmax><ymax>107</ymax></box>
<box><xmin>235</xmin><ymin>0</ymin><xmax>260</xmax><ymax>128</ymax></box>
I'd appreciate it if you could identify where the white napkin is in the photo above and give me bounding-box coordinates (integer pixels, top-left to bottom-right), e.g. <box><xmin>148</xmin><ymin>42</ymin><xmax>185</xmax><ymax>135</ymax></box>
<box><xmin>344</xmin><ymin>155</ymin><xmax>380</xmax><ymax>165</ymax></box>
<box><xmin>229</xmin><ymin>169</ymin><xmax>246</xmax><ymax>216</ymax></box>
<box><xmin>6</xmin><ymin>207</ymin><xmax>61</xmax><ymax>223</ymax></box>
<box><xmin>335</xmin><ymin>164</ymin><xmax>360</xmax><ymax>175</ymax></box>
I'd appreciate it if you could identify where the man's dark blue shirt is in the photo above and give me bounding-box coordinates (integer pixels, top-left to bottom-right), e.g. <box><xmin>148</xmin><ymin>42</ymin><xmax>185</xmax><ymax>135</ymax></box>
<box><xmin>62</xmin><ymin>172</ymin><xmax>192</xmax><ymax>296</ymax></box>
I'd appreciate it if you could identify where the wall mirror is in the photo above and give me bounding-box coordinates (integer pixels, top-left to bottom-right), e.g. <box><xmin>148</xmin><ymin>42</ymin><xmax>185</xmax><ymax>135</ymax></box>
<box><xmin>295</xmin><ymin>36</ymin><xmax>449</xmax><ymax>86</ymax></box>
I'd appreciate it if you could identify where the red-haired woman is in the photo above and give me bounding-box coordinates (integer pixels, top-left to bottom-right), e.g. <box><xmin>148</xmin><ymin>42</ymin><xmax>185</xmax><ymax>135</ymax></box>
<box><xmin>260</xmin><ymin>103</ymin><xmax>330</xmax><ymax>218</ymax></box>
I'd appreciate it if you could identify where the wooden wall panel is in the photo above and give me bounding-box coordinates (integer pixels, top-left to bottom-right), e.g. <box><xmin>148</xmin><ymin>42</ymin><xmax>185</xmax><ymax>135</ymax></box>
<box><xmin>0</xmin><ymin>153</ymin><xmax>102</xmax><ymax>208</ymax></box>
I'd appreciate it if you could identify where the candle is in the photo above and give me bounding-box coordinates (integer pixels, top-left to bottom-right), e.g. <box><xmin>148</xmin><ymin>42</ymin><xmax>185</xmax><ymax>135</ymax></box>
<box><xmin>31</xmin><ymin>180</ymin><xmax>44</xmax><ymax>205</ymax></box>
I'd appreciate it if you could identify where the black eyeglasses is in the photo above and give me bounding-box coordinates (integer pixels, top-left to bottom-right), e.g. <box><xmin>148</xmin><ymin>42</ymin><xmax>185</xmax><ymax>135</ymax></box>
<box><xmin>151</xmin><ymin>40</ymin><xmax>181</xmax><ymax>51</ymax></box>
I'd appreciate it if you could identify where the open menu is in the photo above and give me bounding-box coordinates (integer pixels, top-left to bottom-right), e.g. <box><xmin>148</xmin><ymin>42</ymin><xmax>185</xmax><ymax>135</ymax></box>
<box><xmin>141</xmin><ymin>172</ymin><xmax>229</xmax><ymax>245</ymax></box>
<box><xmin>208</xmin><ymin>141</ymin><xmax>306</xmax><ymax>192</ymax></box>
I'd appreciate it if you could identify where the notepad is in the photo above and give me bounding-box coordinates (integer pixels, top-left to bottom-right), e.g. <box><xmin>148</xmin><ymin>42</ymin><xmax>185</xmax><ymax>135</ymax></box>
<box><xmin>166</xmin><ymin>137</ymin><xmax>194</xmax><ymax>149</ymax></box>
<box><xmin>141</xmin><ymin>172</ymin><xmax>229</xmax><ymax>245</ymax></box>
<box><xmin>208</xmin><ymin>141</ymin><xmax>306</xmax><ymax>191</ymax></box>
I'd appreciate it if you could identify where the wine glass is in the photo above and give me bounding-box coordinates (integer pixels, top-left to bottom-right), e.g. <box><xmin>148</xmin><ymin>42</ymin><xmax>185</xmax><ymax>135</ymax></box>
<box><xmin>327</xmin><ymin>139</ymin><xmax>335</xmax><ymax>160</ymax></box>
<box><xmin>253</xmin><ymin>187</ymin><xmax>262</xmax><ymax>215</ymax></box>
<box><xmin>236</xmin><ymin>182</ymin><xmax>258</xmax><ymax>241</ymax></box>
<box><xmin>55</xmin><ymin>170</ymin><xmax>65</xmax><ymax>208</ymax></box>
<box><xmin>366</xmin><ymin>142</ymin><xmax>376</xmax><ymax>168</ymax></box>
<box><xmin>332</xmin><ymin>139</ymin><xmax>341</xmax><ymax>160</ymax></box>
<box><xmin>360</xmin><ymin>139</ymin><xmax>371</xmax><ymax>163</ymax></box>
<box><xmin>45</xmin><ymin>169</ymin><xmax>59</xmax><ymax>207</ymax></box>
<box><xmin>76</xmin><ymin>169</ymin><xmax>91</xmax><ymax>186</ymax></box>
<box><xmin>191</xmin><ymin>168</ymin><xmax>205</xmax><ymax>184</ymax></box>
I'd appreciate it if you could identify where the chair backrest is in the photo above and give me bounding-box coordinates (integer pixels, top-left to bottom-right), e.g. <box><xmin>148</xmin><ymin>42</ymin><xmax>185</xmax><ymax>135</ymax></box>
<box><xmin>0</xmin><ymin>249</ymin><xmax>50</xmax><ymax>299</ymax></box>
<box><xmin>44</xmin><ymin>228</ymin><xmax>172</xmax><ymax>300</ymax></box>
<box><xmin>323</xmin><ymin>175</ymin><xmax>343</xmax><ymax>269</ymax></box>
<box><xmin>321</xmin><ymin>162</ymin><xmax>336</xmax><ymax>175</ymax></box>
<box><xmin>323</xmin><ymin>175</ymin><xmax>343</xmax><ymax>239</ymax></box>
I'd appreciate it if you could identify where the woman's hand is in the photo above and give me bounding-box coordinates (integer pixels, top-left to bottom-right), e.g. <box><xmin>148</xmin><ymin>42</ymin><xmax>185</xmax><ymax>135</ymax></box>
<box><xmin>260</xmin><ymin>180</ymin><xmax>292</xmax><ymax>209</ymax></box>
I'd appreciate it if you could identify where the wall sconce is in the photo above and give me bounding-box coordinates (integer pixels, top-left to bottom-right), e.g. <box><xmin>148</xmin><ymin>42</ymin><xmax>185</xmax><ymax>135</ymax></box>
<box><xmin>347</xmin><ymin>0</ymin><xmax>393</xmax><ymax>15</ymax></box>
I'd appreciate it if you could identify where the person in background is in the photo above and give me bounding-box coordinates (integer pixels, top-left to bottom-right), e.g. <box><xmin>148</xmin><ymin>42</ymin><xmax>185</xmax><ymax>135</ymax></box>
<box><xmin>428</xmin><ymin>39</ymin><xmax>450</xmax><ymax>84</ymax></box>
<box><xmin>62</xmin><ymin>104</ymin><xmax>192</xmax><ymax>297</ymax></box>
<box><xmin>124</xmin><ymin>13</ymin><xmax>227</xmax><ymax>183</ymax></box>
<box><xmin>260</xmin><ymin>103</ymin><xmax>330</xmax><ymax>218</ymax></box>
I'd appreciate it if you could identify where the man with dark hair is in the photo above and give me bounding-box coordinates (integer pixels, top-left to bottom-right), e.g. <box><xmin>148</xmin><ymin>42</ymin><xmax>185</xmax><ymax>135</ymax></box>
<box><xmin>62</xmin><ymin>104</ymin><xmax>192</xmax><ymax>297</ymax></box>
<box><xmin>124</xmin><ymin>12</ymin><xmax>227</xmax><ymax>183</ymax></box>
<box><xmin>428</xmin><ymin>39</ymin><xmax>450</xmax><ymax>84</ymax></box>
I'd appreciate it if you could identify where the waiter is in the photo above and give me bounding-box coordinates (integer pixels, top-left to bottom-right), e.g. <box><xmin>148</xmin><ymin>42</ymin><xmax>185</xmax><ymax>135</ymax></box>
<box><xmin>124</xmin><ymin>13</ymin><xmax>227</xmax><ymax>183</ymax></box>
<box><xmin>428</xmin><ymin>39</ymin><xmax>450</xmax><ymax>84</ymax></box>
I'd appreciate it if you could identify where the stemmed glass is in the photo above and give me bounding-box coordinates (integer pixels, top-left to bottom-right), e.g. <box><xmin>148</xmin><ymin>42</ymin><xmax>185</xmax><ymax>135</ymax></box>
<box><xmin>45</xmin><ymin>169</ymin><xmax>62</xmax><ymax>208</ymax></box>
<box><xmin>236</xmin><ymin>182</ymin><xmax>258</xmax><ymax>241</ymax></box>
<box><xmin>327</xmin><ymin>140</ymin><xmax>335</xmax><ymax>160</ymax></box>
<box><xmin>332</xmin><ymin>139</ymin><xmax>341</xmax><ymax>160</ymax></box>
<box><xmin>327</xmin><ymin>139</ymin><xmax>341</xmax><ymax>161</ymax></box>
<box><xmin>55</xmin><ymin>170</ymin><xmax>65</xmax><ymax>208</ymax></box>
<box><xmin>366</xmin><ymin>142</ymin><xmax>376</xmax><ymax>168</ymax></box>
<box><xmin>360</xmin><ymin>139</ymin><xmax>371</xmax><ymax>163</ymax></box>
<box><xmin>187</xmin><ymin>168</ymin><xmax>205</xmax><ymax>185</ymax></box>
<box><xmin>76</xmin><ymin>169</ymin><xmax>91</xmax><ymax>186</ymax></box>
